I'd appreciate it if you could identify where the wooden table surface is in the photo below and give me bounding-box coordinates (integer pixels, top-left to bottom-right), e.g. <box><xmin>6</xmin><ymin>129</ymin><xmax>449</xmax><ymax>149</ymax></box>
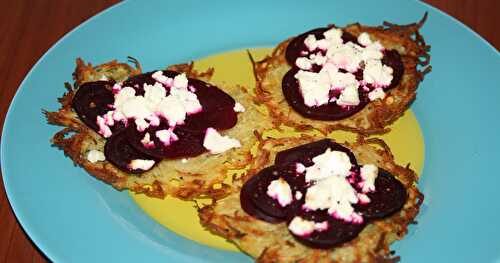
<box><xmin>0</xmin><ymin>1</ymin><xmax>498</xmax><ymax>262</ymax></box>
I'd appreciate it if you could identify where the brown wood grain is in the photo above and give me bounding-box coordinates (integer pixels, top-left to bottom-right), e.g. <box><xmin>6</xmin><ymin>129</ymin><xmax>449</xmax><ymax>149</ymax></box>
<box><xmin>0</xmin><ymin>1</ymin><xmax>498</xmax><ymax>262</ymax></box>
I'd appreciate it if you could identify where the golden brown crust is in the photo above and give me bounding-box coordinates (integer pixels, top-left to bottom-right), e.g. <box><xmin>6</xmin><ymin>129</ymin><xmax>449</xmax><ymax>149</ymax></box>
<box><xmin>45</xmin><ymin>58</ymin><xmax>270</xmax><ymax>200</ymax></box>
<box><xmin>199</xmin><ymin>135</ymin><xmax>423</xmax><ymax>263</ymax></box>
<box><xmin>252</xmin><ymin>15</ymin><xmax>431</xmax><ymax>135</ymax></box>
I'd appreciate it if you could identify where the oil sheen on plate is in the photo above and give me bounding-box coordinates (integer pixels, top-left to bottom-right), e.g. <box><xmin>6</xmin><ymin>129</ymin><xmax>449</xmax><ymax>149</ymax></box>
<box><xmin>130</xmin><ymin>48</ymin><xmax>425</xmax><ymax>252</ymax></box>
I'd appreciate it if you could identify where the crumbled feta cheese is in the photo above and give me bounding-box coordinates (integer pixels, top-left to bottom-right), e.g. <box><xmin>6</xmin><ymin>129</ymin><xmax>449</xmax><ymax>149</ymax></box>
<box><xmin>288</xmin><ymin>217</ymin><xmax>330</xmax><ymax>236</ymax></box>
<box><xmin>359</xmin><ymin>164</ymin><xmax>378</xmax><ymax>193</ymax></box>
<box><xmin>96</xmin><ymin>116</ymin><xmax>112</xmax><ymax>138</ymax></box>
<box><xmin>295</xmin><ymin>191</ymin><xmax>303</xmax><ymax>200</ymax></box>
<box><xmin>155</xmin><ymin>129</ymin><xmax>178</xmax><ymax>146</ymax></box>
<box><xmin>363</xmin><ymin>59</ymin><xmax>393</xmax><ymax>87</ymax></box>
<box><xmin>156</xmin><ymin>95</ymin><xmax>189</xmax><ymax>126</ymax></box>
<box><xmin>173</xmin><ymin>73</ymin><xmax>189</xmax><ymax>89</ymax></box>
<box><xmin>293</xmin><ymin>29</ymin><xmax>394</xmax><ymax>109</ymax></box>
<box><xmin>294</xmin><ymin>70</ymin><xmax>331</xmax><ymax>107</ymax></box>
<box><xmin>288</xmin><ymin>216</ymin><xmax>315</xmax><ymax>236</ymax></box>
<box><xmin>304</xmin><ymin>176</ymin><xmax>359</xmax><ymax>221</ymax></box>
<box><xmin>305</xmin><ymin>149</ymin><xmax>352</xmax><ymax>182</ymax></box>
<box><xmin>296</xmin><ymin>57</ymin><xmax>313</xmax><ymax>70</ymax></box>
<box><xmin>141</xmin><ymin>133</ymin><xmax>154</xmax><ymax>148</ymax></box>
<box><xmin>99</xmin><ymin>72</ymin><xmax>202</xmax><ymax>136</ymax></box>
<box><xmin>357</xmin><ymin>193</ymin><xmax>371</xmax><ymax>204</ymax></box>
<box><xmin>337</xmin><ymin>84</ymin><xmax>360</xmax><ymax>106</ymax></box>
<box><xmin>267</xmin><ymin>178</ymin><xmax>293</xmax><ymax>207</ymax></box>
<box><xmin>203</xmin><ymin>128</ymin><xmax>241</xmax><ymax>154</ymax></box>
<box><xmin>309</xmin><ymin>53</ymin><xmax>327</xmax><ymax>66</ymax></box>
<box><xmin>151</xmin><ymin>71</ymin><xmax>171</xmax><ymax>85</ymax></box>
<box><xmin>181</xmin><ymin>158</ymin><xmax>188</xmax><ymax>164</ymax></box>
<box><xmin>296</xmin><ymin>163</ymin><xmax>306</xmax><ymax>173</ymax></box>
<box><xmin>233</xmin><ymin>102</ymin><xmax>246</xmax><ymax>113</ymax></box>
<box><xmin>299</xmin><ymin>148</ymin><xmax>366</xmax><ymax>222</ymax></box>
<box><xmin>304</xmin><ymin>34</ymin><xmax>318</xmax><ymax>51</ymax></box>
<box><xmin>128</xmin><ymin>159</ymin><xmax>155</xmax><ymax>171</ymax></box>
<box><xmin>86</xmin><ymin>150</ymin><xmax>105</xmax><ymax>163</ymax></box>
<box><xmin>323</xmin><ymin>28</ymin><xmax>343</xmax><ymax>43</ymax></box>
<box><xmin>357</xmin><ymin>32</ymin><xmax>372</xmax><ymax>47</ymax></box>
<box><xmin>135</xmin><ymin>118</ymin><xmax>149</xmax><ymax>132</ymax></box>
<box><xmin>368</xmin><ymin>87</ymin><xmax>386</xmax><ymax>101</ymax></box>
<box><xmin>314</xmin><ymin>221</ymin><xmax>329</xmax><ymax>232</ymax></box>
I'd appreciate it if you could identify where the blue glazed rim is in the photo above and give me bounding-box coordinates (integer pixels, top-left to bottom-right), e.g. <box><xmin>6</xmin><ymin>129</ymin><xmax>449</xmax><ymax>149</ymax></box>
<box><xmin>2</xmin><ymin>0</ymin><xmax>499</xmax><ymax>262</ymax></box>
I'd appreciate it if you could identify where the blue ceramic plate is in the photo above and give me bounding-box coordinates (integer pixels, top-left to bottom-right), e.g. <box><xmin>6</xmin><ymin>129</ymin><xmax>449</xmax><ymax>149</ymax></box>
<box><xmin>2</xmin><ymin>0</ymin><xmax>499</xmax><ymax>262</ymax></box>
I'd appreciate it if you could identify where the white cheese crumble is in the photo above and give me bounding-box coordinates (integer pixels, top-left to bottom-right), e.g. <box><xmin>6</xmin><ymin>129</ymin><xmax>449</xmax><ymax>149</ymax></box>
<box><xmin>296</xmin><ymin>163</ymin><xmax>306</xmax><ymax>173</ymax></box>
<box><xmin>141</xmin><ymin>132</ymin><xmax>154</xmax><ymax>148</ymax></box>
<box><xmin>293</xmin><ymin>29</ymin><xmax>394</xmax><ymax>109</ymax></box>
<box><xmin>363</xmin><ymin>60</ymin><xmax>393</xmax><ymax>87</ymax></box>
<box><xmin>296</xmin><ymin>57</ymin><xmax>313</xmax><ymax>70</ymax></box>
<box><xmin>155</xmin><ymin>129</ymin><xmax>178</xmax><ymax>146</ymax></box>
<box><xmin>97</xmin><ymin>73</ymin><xmax>202</xmax><ymax>137</ymax></box>
<box><xmin>359</xmin><ymin>164</ymin><xmax>378</xmax><ymax>193</ymax></box>
<box><xmin>288</xmin><ymin>216</ymin><xmax>315</xmax><ymax>236</ymax></box>
<box><xmin>267</xmin><ymin>178</ymin><xmax>293</xmax><ymax>207</ymax></box>
<box><xmin>368</xmin><ymin>87</ymin><xmax>386</xmax><ymax>101</ymax></box>
<box><xmin>295</xmin><ymin>191</ymin><xmax>303</xmax><ymax>200</ymax></box>
<box><xmin>86</xmin><ymin>150</ymin><xmax>105</xmax><ymax>163</ymax></box>
<box><xmin>336</xmin><ymin>84</ymin><xmax>360</xmax><ymax>106</ymax></box>
<box><xmin>233</xmin><ymin>102</ymin><xmax>246</xmax><ymax>113</ymax></box>
<box><xmin>203</xmin><ymin>128</ymin><xmax>241</xmax><ymax>154</ymax></box>
<box><xmin>128</xmin><ymin>159</ymin><xmax>155</xmax><ymax>171</ymax></box>
<box><xmin>301</xmin><ymin>148</ymin><xmax>364</xmax><ymax>223</ymax></box>
<box><xmin>304</xmin><ymin>149</ymin><xmax>352</xmax><ymax>182</ymax></box>
<box><xmin>294</xmin><ymin>70</ymin><xmax>331</xmax><ymax>107</ymax></box>
<box><xmin>288</xmin><ymin>216</ymin><xmax>329</xmax><ymax>236</ymax></box>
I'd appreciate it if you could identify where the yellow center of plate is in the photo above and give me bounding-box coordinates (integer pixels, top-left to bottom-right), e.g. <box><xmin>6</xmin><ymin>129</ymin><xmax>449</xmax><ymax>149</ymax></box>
<box><xmin>130</xmin><ymin>48</ymin><xmax>425</xmax><ymax>252</ymax></box>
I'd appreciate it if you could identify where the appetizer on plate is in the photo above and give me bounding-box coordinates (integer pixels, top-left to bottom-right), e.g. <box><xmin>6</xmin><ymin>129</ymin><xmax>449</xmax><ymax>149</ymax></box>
<box><xmin>45</xmin><ymin>58</ymin><xmax>269</xmax><ymax>200</ymax></box>
<box><xmin>200</xmin><ymin>136</ymin><xmax>422</xmax><ymax>262</ymax></box>
<box><xmin>252</xmin><ymin>15</ymin><xmax>431</xmax><ymax>134</ymax></box>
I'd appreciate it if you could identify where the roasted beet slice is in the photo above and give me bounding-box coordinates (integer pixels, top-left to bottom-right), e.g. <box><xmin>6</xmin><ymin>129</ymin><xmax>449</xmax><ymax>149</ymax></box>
<box><xmin>282</xmin><ymin>68</ymin><xmax>370</xmax><ymax>121</ymax></box>
<box><xmin>354</xmin><ymin>169</ymin><xmax>407</xmax><ymax>219</ymax></box>
<box><xmin>127</xmin><ymin>123</ymin><xmax>206</xmax><ymax>159</ymax></box>
<box><xmin>289</xmin><ymin>209</ymin><xmax>366</xmax><ymax>249</ymax></box>
<box><xmin>181</xmin><ymin>80</ymin><xmax>237</xmax><ymax>131</ymax></box>
<box><xmin>72</xmin><ymin>81</ymin><xmax>115</xmax><ymax>131</ymax></box>
<box><xmin>285</xmin><ymin>27</ymin><xmax>358</xmax><ymax>66</ymax></box>
<box><xmin>275</xmin><ymin>139</ymin><xmax>358</xmax><ymax>168</ymax></box>
<box><xmin>240</xmin><ymin>170</ymin><xmax>285</xmax><ymax>224</ymax></box>
<box><xmin>240</xmin><ymin>165</ymin><xmax>305</xmax><ymax>221</ymax></box>
<box><xmin>382</xmin><ymin>49</ymin><xmax>405</xmax><ymax>89</ymax></box>
<box><xmin>104</xmin><ymin>129</ymin><xmax>159</xmax><ymax>174</ymax></box>
<box><xmin>123</xmin><ymin>70</ymin><xmax>237</xmax><ymax>132</ymax></box>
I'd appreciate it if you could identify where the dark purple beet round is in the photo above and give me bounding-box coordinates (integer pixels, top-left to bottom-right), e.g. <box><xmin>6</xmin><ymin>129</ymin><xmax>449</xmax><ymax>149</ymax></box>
<box><xmin>240</xmin><ymin>169</ymin><xmax>286</xmax><ymax>224</ymax></box>
<box><xmin>240</xmin><ymin>165</ymin><xmax>305</xmax><ymax>221</ymax></box>
<box><xmin>354</xmin><ymin>169</ymin><xmax>407</xmax><ymax>219</ymax></box>
<box><xmin>127</xmin><ymin>122</ymin><xmax>206</xmax><ymax>159</ymax></box>
<box><xmin>181</xmin><ymin>80</ymin><xmax>237</xmax><ymax>132</ymax></box>
<box><xmin>123</xmin><ymin>70</ymin><xmax>237</xmax><ymax>132</ymax></box>
<box><xmin>282</xmin><ymin>26</ymin><xmax>405</xmax><ymax>121</ymax></box>
<box><xmin>382</xmin><ymin>49</ymin><xmax>405</xmax><ymax>89</ymax></box>
<box><xmin>274</xmin><ymin>139</ymin><xmax>358</xmax><ymax>168</ymax></box>
<box><xmin>282</xmin><ymin>68</ymin><xmax>370</xmax><ymax>121</ymax></box>
<box><xmin>288</xmin><ymin>209</ymin><xmax>366</xmax><ymax>249</ymax></box>
<box><xmin>104</xmin><ymin>129</ymin><xmax>159</xmax><ymax>174</ymax></box>
<box><xmin>72</xmin><ymin>81</ymin><xmax>115</xmax><ymax>132</ymax></box>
